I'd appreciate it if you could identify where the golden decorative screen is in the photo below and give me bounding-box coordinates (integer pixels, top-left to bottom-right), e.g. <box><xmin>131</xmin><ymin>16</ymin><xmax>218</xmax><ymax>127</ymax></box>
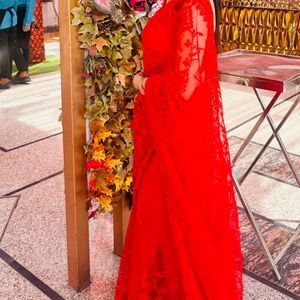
<box><xmin>220</xmin><ymin>0</ymin><xmax>300</xmax><ymax>55</ymax></box>
<box><xmin>222</xmin><ymin>0</ymin><xmax>300</xmax><ymax>10</ymax></box>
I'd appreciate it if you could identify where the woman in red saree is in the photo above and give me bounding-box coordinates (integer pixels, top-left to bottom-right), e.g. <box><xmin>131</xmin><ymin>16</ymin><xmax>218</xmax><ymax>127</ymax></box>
<box><xmin>115</xmin><ymin>0</ymin><xmax>243</xmax><ymax>299</ymax></box>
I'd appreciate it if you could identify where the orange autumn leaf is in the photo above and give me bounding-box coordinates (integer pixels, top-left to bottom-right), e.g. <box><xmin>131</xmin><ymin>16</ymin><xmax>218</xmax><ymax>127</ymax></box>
<box><xmin>92</xmin><ymin>37</ymin><xmax>109</xmax><ymax>52</ymax></box>
<box><xmin>101</xmin><ymin>188</ymin><xmax>113</xmax><ymax>197</ymax></box>
<box><xmin>106</xmin><ymin>172</ymin><xmax>116</xmax><ymax>184</ymax></box>
<box><xmin>90</xmin><ymin>120</ymin><xmax>105</xmax><ymax>133</ymax></box>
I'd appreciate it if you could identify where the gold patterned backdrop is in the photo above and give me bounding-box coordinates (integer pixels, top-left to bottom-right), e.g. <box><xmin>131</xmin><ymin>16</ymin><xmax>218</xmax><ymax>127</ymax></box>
<box><xmin>220</xmin><ymin>0</ymin><xmax>300</xmax><ymax>55</ymax></box>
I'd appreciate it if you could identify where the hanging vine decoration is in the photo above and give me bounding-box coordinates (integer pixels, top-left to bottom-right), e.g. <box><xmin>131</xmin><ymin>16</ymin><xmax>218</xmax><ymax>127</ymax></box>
<box><xmin>71</xmin><ymin>0</ymin><xmax>151</xmax><ymax>218</ymax></box>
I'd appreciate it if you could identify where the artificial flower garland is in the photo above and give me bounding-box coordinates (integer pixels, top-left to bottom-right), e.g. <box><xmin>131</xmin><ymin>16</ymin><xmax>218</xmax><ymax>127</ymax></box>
<box><xmin>72</xmin><ymin>0</ymin><xmax>158</xmax><ymax>218</ymax></box>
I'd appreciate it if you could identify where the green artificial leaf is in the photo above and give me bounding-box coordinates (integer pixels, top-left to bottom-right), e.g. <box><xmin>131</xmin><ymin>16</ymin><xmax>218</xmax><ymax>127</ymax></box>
<box><xmin>113</xmin><ymin>8</ymin><xmax>123</xmax><ymax>24</ymax></box>
<box><xmin>92</xmin><ymin>13</ymin><xmax>109</xmax><ymax>23</ymax></box>
<box><xmin>114</xmin><ymin>0</ymin><xmax>122</xmax><ymax>8</ymax></box>
<box><xmin>82</xmin><ymin>16</ymin><xmax>93</xmax><ymax>24</ymax></box>
<box><xmin>106</xmin><ymin>117</ymin><xmax>120</xmax><ymax>131</ymax></box>
<box><xmin>110</xmin><ymin>30</ymin><xmax>125</xmax><ymax>46</ymax></box>
<box><xmin>93</xmin><ymin>37</ymin><xmax>110</xmax><ymax>52</ymax></box>
<box><xmin>84</xmin><ymin>76</ymin><xmax>94</xmax><ymax>87</ymax></box>
<box><xmin>94</xmin><ymin>169</ymin><xmax>108</xmax><ymax>190</ymax></box>
<box><xmin>124</xmin><ymin>75</ymin><xmax>133</xmax><ymax>88</ymax></box>
<box><xmin>72</xmin><ymin>1</ymin><xmax>144</xmax><ymax>213</ymax></box>
<box><xmin>120</xmin><ymin>45</ymin><xmax>132</xmax><ymax>60</ymax></box>
<box><xmin>108</xmin><ymin>100</ymin><xmax>118</xmax><ymax>114</ymax></box>
<box><xmin>71</xmin><ymin>6</ymin><xmax>85</xmax><ymax>26</ymax></box>
<box><xmin>78</xmin><ymin>32</ymin><xmax>93</xmax><ymax>45</ymax></box>
<box><xmin>123</xmin><ymin>15</ymin><xmax>135</xmax><ymax>30</ymax></box>
<box><xmin>85</xmin><ymin>86</ymin><xmax>96</xmax><ymax>99</ymax></box>
<box><xmin>114</xmin><ymin>84</ymin><xmax>124</xmax><ymax>92</ymax></box>
<box><xmin>111</xmin><ymin>47</ymin><xmax>123</xmax><ymax>62</ymax></box>
<box><xmin>111</xmin><ymin>66</ymin><xmax>119</xmax><ymax>73</ymax></box>
<box><xmin>115</xmin><ymin>73</ymin><xmax>126</xmax><ymax>87</ymax></box>
<box><xmin>122</xmin><ymin>128</ymin><xmax>133</xmax><ymax>145</ymax></box>
<box><xmin>85</xmin><ymin>98</ymin><xmax>109</xmax><ymax>120</ymax></box>
<box><xmin>126</xmin><ymin>99</ymin><xmax>134</xmax><ymax>109</ymax></box>
<box><xmin>133</xmin><ymin>54</ymin><xmax>142</xmax><ymax>72</ymax></box>
<box><xmin>94</xmin><ymin>77</ymin><xmax>104</xmax><ymax>90</ymax></box>
<box><xmin>79</xmin><ymin>23</ymin><xmax>95</xmax><ymax>35</ymax></box>
<box><xmin>118</xmin><ymin>59</ymin><xmax>136</xmax><ymax>76</ymax></box>
<box><xmin>116</xmin><ymin>113</ymin><xmax>127</xmax><ymax>127</ymax></box>
<box><xmin>137</xmin><ymin>16</ymin><xmax>149</xmax><ymax>30</ymax></box>
<box><xmin>120</xmin><ymin>34</ymin><xmax>133</xmax><ymax>47</ymax></box>
<box><xmin>100</xmin><ymin>46</ymin><xmax>112</xmax><ymax>58</ymax></box>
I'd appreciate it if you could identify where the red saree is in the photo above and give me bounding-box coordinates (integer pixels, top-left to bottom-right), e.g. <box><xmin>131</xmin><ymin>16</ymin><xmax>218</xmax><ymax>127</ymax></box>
<box><xmin>115</xmin><ymin>0</ymin><xmax>243</xmax><ymax>299</ymax></box>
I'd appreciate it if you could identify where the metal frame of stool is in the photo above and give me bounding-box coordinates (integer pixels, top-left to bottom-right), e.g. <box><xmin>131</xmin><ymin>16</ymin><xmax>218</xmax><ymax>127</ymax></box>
<box><xmin>232</xmin><ymin>90</ymin><xmax>300</xmax><ymax>280</ymax></box>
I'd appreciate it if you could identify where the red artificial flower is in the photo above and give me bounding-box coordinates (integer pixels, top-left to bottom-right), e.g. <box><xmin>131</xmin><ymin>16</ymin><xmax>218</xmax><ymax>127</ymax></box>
<box><xmin>90</xmin><ymin>177</ymin><xmax>96</xmax><ymax>190</ymax></box>
<box><xmin>130</xmin><ymin>0</ymin><xmax>146</xmax><ymax>11</ymax></box>
<box><xmin>87</xmin><ymin>159</ymin><xmax>104</xmax><ymax>171</ymax></box>
<box><xmin>89</xmin><ymin>210</ymin><xmax>97</xmax><ymax>219</ymax></box>
<box><xmin>82</xmin><ymin>72</ymin><xmax>89</xmax><ymax>79</ymax></box>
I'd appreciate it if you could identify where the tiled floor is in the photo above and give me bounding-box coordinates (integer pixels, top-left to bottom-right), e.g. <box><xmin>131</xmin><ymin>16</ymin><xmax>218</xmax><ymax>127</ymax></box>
<box><xmin>0</xmin><ymin>43</ymin><xmax>298</xmax><ymax>299</ymax></box>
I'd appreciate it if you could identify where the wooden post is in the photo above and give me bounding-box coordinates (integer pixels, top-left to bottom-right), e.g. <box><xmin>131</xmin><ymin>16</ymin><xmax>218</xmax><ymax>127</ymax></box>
<box><xmin>58</xmin><ymin>0</ymin><xmax>91</xmax><ymax>291</ymax></box>
<box><xmin>113</xmin><ymin>194</ymin><xmax>131</xmax><ymax>256</ymax></box>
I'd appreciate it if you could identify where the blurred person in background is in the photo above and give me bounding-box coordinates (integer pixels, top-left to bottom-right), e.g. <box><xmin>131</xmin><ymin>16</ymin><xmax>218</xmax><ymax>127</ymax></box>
<box><xmin>0</xmin><ymin>0</ymin><xmax>28</xmax><ymax>89</ymax></box>
<box><xmin>11</xmin><ymin>0</ymin><xmax>36</xmax><ymax>84</ymax></box>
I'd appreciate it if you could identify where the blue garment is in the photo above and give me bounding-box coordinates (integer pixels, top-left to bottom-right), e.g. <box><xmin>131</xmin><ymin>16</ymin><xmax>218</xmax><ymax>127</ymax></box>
<box><xmin>17</xmin><ymin>0</ymin><xmax>36</xmax><ymax>26</ymax></box>
<box><xmin>0</xmin><ymin>0</ymin><xmax>18</xmax><ymax>29</ymax></box>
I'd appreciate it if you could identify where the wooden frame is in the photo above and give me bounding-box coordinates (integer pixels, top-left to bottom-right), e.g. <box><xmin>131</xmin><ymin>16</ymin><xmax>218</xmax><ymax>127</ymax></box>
<box><xmin>113</xmin><ymin>194</ymin><xmax>131</xmax><ymax>256</ymax></box>
<box><xmin>58</xmin><ymin>0</ymin><xmax>133</xmax><ymax>291</ymax></box>
<box><xmin>58</xmin><ymin>0</ymin><xmax>91</xmax><ymax>291</ymax></box>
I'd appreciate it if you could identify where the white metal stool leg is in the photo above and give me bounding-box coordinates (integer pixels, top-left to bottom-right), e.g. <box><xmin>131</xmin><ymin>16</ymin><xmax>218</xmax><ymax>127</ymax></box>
<box><xmin>254</xmin><ymin>89</ymin><xmax>300</xmax><ymax>187</ymax></box>
<box><xmin>232</xmin><ymin>91</ymin><xmax>281</xmax><ymax>166</ymax></box>
<box><xmin>232</xmin><ymin>174</ymin><xmax>282</xmax><ymax>280</ymax></box>
<box><xmin>239</xmin><ymin>94</ymin><xmax>300</xmax><ymax>185</ymax></box>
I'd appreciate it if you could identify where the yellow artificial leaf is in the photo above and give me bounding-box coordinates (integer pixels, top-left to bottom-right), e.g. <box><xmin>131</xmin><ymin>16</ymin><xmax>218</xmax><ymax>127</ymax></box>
<box><xmin>97</xmin><ymin>131</ymin><xmax>113</xmax><ymax>141</ymax></box>
<box><xmin>113</xmin><ymin>177</ymin><xmax>123</xmax><ymax>192</ymax></box>
<box><xmin>99</xmin><ymin>196</ymin><xmax>113</xmax><ymax>212</ymax></box>
<box><xmin>93</xmin><ymin>150</ymin><xmax>106</xmax><ymax>161</ymax></box>
<box><xmin>106</xmin><ymin>159</ymin><xmax>122</xmax><ymax>170</ymax></box>
<box><xmin>122</xmin><ymin>176</ymin><xmax>133</xmax><ymax>192</ymax></box>
<box><xmin>125</xmin><ymin>176</ymin><xmax>133</xmax><ymax>187</ymax></box>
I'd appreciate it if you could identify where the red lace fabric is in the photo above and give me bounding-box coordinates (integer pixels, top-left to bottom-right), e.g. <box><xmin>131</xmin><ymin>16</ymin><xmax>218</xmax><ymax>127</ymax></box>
<box><xmin>115</xmin><ymin>0</ymin><xmax>243</xmax><ymax>299</ymax></box>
